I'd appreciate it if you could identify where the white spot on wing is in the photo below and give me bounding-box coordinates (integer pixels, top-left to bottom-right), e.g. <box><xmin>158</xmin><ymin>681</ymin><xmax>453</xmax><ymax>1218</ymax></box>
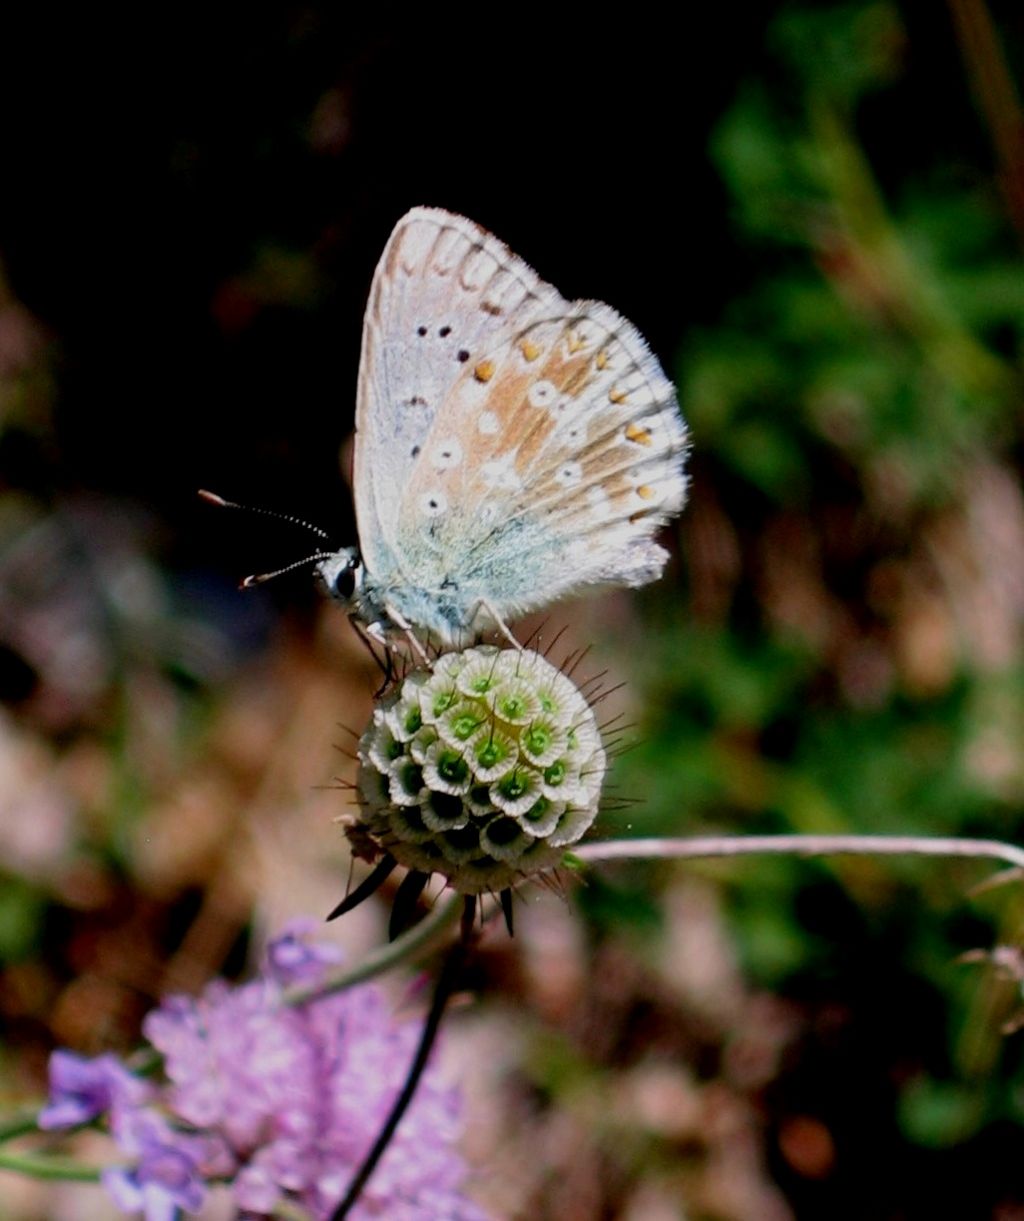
<box><xmin>481</xmin><ymin>451</ymin><xmax>522</xmax><ymax>492</ymax></box>
<box><xmin>478</xmin><ymin>411</ymin><xmax>499</xmax><ymax>436</ymax></box>
<box><xmin>527</xmin><ymin>380</ymin><xmax>557</xmax><ymax>409</ymax></box>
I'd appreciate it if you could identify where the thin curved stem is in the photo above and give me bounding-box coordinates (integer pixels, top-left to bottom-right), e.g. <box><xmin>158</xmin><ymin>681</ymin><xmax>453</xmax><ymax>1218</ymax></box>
<box><xmin>571</xmin><ymin>834</ymin><xmax>1024</xmax><ymax>872</ymax></box>
<box><xmin>0</xmin><ymin>1109</ymin><xmax>45</xmax><ymax>1146</ymax></box>
<box><xmin>282</xmin><ymin>892</ymin><xmax>463</xmax><ymax>1007</ymax></box>
<box><xmin>330</xmin><ymin>903</ymin><xmax>476</xmax><ymax>1220</ymax></box>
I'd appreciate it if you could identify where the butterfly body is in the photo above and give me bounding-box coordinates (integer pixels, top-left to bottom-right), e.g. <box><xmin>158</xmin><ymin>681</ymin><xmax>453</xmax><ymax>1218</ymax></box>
<box><xmin>321</xmin><ymin>207</ymin><xmax>689</xmax><ymax>647</ymax></box>
<box><xmin>318</xmin><ymin>549</ymin><xmax>484</xmax><ymax>644</ymax></box>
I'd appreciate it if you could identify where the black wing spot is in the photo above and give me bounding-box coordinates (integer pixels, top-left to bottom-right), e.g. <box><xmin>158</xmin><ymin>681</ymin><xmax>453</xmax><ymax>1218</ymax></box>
<box><xmin>411</xmin><ymin>445</ymin><xmax>421</xmax><ymax>458</ymax></box>
<box><xmin>439</xmin><ymin>325</ymin><xmax>452</xmax><ymax>338</ymax></box>
<box><xmin>457</xmin><ymin>349</ymin><xmax>470</xmax><ymax>363</ymax></box>
<box><xmin>416</xmin><ymin>325</ymin><xmax>428</xmax><ymax>337</ymax></box>
<box><xmin>408</xmin><ymin>395</ymin><xmax>427</xmax><ymax>407</ymax></box>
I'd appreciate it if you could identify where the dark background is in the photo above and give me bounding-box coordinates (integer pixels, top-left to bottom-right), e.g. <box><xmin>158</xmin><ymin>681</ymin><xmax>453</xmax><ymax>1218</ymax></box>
<box><xmin>2</xmin><ymin>9</ymin><xmax>763</xmax><ymax>540</ymax></box>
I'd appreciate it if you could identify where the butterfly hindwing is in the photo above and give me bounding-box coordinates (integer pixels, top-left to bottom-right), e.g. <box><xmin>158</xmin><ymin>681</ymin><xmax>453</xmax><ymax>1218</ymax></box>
<box><xmin>393</xmin><ymin>310</ymin><xmax>687</xmax><ymax>617</ymax></box>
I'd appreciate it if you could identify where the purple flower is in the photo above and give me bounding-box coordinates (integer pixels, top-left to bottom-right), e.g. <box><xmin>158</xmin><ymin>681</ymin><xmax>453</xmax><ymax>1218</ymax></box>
<box><xmin>46</xmin><ymin>925</ymin><xmax>489</xmax><ymax>1219</ymax></box>
<box><xmin>264</xmin><ymin>918</ymin><xmax>345</xmax><ymax>986</ymax></box>
<box><xmin>103</xmin><ymin>1143</ymin><xmax>206</xmax><ymax>1221</ymax></box>
<box><xmin>38</xmin><ymin>1051</ymin><xmax>148</xmax><ymax>1130</ymax></box>
<box><xmin>143</xmin><ymin>930</ymin><xmax>488</xmax><ymax>1218</ymax></box>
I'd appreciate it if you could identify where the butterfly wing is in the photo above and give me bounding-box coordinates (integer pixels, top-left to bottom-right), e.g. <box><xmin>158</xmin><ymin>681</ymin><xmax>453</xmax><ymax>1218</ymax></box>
<box><xmin>356</xmin><ymin>207</ymin><xmax>688</xmax><ymax>635</ymax></box>
<box><xmin>353</xmin><ymin>208</ymin><xmax>562</xmax><ymax>581</ymax></box>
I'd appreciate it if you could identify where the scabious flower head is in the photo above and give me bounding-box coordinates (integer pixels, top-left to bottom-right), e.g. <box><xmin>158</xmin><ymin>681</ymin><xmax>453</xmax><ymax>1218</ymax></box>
<box><xmin>40</xmin><ymin>925</ymin><xmax>488</xmax><ymax>1220</ymax></box>
<box><xmin>348</xmin><ymin>645</ymin><xmax>606</xmax><ymax>892</ymax></box>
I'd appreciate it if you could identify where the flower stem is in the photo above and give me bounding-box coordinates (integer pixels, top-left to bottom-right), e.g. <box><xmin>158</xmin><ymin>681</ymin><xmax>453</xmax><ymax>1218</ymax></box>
<box><xmin>0</xmin><ymin>1108</ymin><xmax>45</xmax><ymax>1146</ymax></box>
<box><xmin>0</xmin><ymin>1151</ymin><xmax>101</xmax><ymax>1182</ymax></box>
<box><xmin>330</xmin><ymin>897</ymin><xmax>477</xmax><ymax>1220</ymax></box>
<box><xmin>572</xmin><ymin>834</ymin><xmax>1024</xmax><ymax>872</ymax></box>
<box><xmin>282</xmin><ymin>891</ymin><xmax>463</xmax><ymax>1007</ymax></box>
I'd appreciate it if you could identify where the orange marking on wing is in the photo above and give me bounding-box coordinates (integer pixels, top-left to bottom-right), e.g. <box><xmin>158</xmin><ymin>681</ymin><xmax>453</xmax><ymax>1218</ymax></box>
<box><xmin>567</xmin><ymin>331</ymin><xmax>586</xmax><ymax>354</ymax></box>
<box><xmin>474</xmin><ymin>360</ymin><xmax>496</xmax><ymax>382</ymax></box>
<box><xmin>595</xmin><ymin>349</ymin><xmax>609</xmax><ymax>370</ymax></box>
<box><xmin>609</xmin><ymin>387</ymin><xmax>628</xmax><ymax>404</ymax></box>
<box><xmin>636</xmin><ymin>484</ymin><xmax>656</xmax><ymax>500</ymax></box>
<box><xmin>520</xmin><ymin>339</ymin><xmax>541</xmax><ymax>362</ymax></box>
<box><xmin>625</xmin><ymin>422</ymin><xmax>652</xmax><ymax>446</ymax></box>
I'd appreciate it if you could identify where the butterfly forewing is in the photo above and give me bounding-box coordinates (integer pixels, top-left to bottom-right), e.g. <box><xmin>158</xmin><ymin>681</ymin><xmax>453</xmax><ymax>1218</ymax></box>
<box><xmin>354</xmin><ymin>208</ymin><xmax>561</xmax><ymax>577</ymax></box>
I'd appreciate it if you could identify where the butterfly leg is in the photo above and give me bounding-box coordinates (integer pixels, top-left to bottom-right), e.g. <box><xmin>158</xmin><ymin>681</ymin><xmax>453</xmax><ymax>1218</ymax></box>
<box><xmin>349</xmin><ymin>619</ymin><xmax>398</xmax><ymax>696</ymax></box>
<box><xmin>351</xmin><ymin>619</ymin><xmax>390</xmax><ymax>676</ymax></box>
<box><xmin>476</xmin><ymin>598</ymin><xmax>523</xmax><ymax>652</ymax></box>
<box><xmin>384</xmin><ymin>604</ymin><xmax>433</xmax><ymax>668</ymax></box>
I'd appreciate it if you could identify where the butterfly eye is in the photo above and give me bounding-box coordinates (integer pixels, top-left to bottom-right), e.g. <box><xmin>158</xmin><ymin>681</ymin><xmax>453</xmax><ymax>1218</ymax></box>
<box><xmin>331</xmin><ymin>560</ymin><xmax>359</xmax><ymax>600</ymax></box>
<box><xmin>316</xmin><ymin>550</ymin><xmax>362</xmax><ymax>604</ymax></box>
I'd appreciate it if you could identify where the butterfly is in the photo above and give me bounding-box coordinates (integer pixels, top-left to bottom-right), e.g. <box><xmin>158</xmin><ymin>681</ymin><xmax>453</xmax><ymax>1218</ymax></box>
<box><xmin>315</xmin><ymin>207</ymin><xmax>690</xmax><ymax>652</ymax></box>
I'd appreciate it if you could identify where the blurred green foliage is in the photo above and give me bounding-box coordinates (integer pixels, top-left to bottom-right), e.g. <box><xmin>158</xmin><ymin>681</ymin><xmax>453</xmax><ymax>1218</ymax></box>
<box><xmin>597</xmin><ymin>2</ymin><xmax>1024</xmax><ymax>1213</ymax></box>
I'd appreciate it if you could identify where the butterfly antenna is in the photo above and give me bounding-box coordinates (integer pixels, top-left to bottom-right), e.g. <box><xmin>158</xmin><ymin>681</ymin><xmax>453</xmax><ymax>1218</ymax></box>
<box><xmin>240</xmin><ymin>551</ymin><xmax>336</xmax><ymax>588</ymax></box>
<box><xmin>198</xmin><ymin>488</ymin><xmax>333</xmax><ymax>543</ymax></box>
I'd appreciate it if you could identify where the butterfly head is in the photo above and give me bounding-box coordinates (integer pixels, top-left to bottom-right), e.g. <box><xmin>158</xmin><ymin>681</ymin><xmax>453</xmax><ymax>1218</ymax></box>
<box><xmin>315</xmin><ymin>547</ymin><xmax>363</xmax><ymax>607</ymax></box>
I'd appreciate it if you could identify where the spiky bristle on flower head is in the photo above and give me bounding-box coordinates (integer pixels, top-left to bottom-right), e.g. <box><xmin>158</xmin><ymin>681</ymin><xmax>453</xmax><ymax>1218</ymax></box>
<box><xmin>346</xmin><ymin>645</ymin><xmax>606</xmax><ymax>893</ymax></box>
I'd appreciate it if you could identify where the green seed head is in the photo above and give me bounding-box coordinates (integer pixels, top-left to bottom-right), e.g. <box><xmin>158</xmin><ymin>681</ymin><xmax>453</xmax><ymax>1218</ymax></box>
<box><xmin>349</xmin><ymin>645</ymin><xmax>606</xmax><ymax>892</ymax></box>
